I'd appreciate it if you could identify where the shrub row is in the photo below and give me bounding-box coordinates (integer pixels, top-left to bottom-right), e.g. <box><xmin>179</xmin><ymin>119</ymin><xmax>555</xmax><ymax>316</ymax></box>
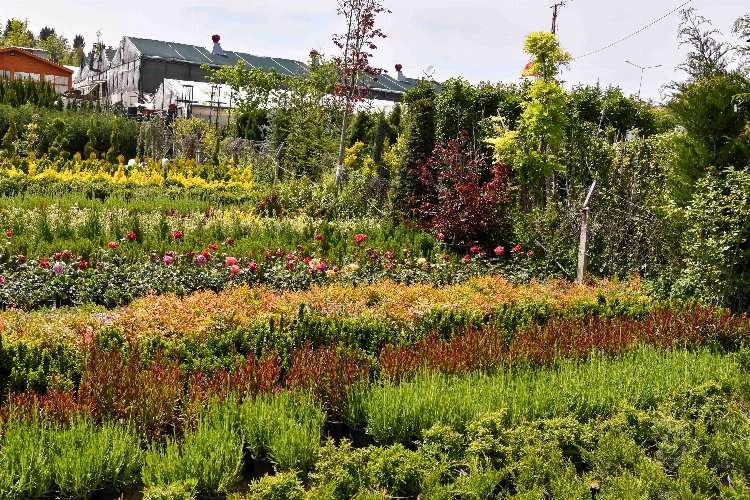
<box><xmin>2</xmin><ymin>348</ymin><xmax>749</xmax><ymax>498</ymax></box>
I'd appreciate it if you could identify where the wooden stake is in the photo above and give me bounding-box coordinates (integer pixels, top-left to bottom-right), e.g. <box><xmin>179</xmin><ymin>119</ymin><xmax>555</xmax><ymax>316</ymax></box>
<box><xmin>577</xmin><ymin>181</ymin><xmax>596</xmax><ymax>283</ymax></box>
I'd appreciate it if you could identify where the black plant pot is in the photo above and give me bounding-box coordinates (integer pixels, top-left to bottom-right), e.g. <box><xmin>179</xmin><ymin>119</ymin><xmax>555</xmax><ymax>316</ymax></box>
<box><xmin>86</xmin><ymin>487</ymin><xmax>121</xmax><ymax>500</ymax></box>
<box><xmin>348</xmin><ymin>426</ymin><xmax>375</xmax><ymax>448</ymax></box>
<box><xmin>325</xmin><ymin>420</ymin><xmax>349</xmax><ymax>443</ymax></box>
<box><xmin>400</xmin><ymin>439</ymin><xmax>418</xmax><ymax>452</ymax></box>
<box><xmin>386</xmin><ymin>494</ymin><xmax>420</xmax><ymax>500</ymax></box>
<box><xmin>252</xmin><ymin>457</ymin><xmax>276</xmax><ymax>478</ymax></box>
<box><xmin>197</xmin><ymin>495</ymin><xmax>227</xmax><ymax>500</ymax></box>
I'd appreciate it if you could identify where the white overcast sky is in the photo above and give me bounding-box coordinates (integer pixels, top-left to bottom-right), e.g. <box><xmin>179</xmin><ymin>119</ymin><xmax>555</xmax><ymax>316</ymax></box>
<box><xmin>2</xmin><ymin>0</ymin><xmax>747</xmax><ymax>102</ymax></box>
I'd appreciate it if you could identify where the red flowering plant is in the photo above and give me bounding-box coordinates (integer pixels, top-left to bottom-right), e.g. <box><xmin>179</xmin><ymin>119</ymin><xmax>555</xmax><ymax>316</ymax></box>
<box><xmin>412</xmin><ymin>131</ymin><xmax>511</xmax><ymax>248</ymax></box>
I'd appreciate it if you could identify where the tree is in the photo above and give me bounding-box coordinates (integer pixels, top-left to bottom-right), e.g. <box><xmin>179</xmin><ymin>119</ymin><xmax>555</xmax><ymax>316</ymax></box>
<box><xmin>1</xmin><ymin>113</ymin><xmax>17</xmax><ymax>157</ymax></box>
<box><xmin>332</xmin><ymin>0</ymin><xmax>389</xmax><ymax>184</ymax></box>
<box><xmin>390</xmin><ymin>81</ymin><xmax>436</xmax><ymax>217</ymax></box>
<box><xmin>37</xmin><ymin>33</ymin><xmax>70</xmax><ymax>63</ymax></box>
<box><xmin>39</xmin><ymin>27</ymin><xmax>55</xmax><ymax>41</ymax></box>
<box><xmin>413</xmin><ymin>131</ymin><xmax>510</xmax><ymax>245</ymax></box>
<box><xmin>1</xmin><ymin>19</ymin><xmax>34</xmax><ymax>48</ymax></box>
<box><xmin>674</xmin><ymin>169</ymin><xmax>750</xmax><ymax>310</ymax></box>
<box><xmin>491</xmin><ymin>32</ymin><xmax>571</xmax><ymax>205</ymax></box>
<box><xmin>677</xmin><ymin>8</ymin><xmax>733</xmax><ymax>80</ymax></box>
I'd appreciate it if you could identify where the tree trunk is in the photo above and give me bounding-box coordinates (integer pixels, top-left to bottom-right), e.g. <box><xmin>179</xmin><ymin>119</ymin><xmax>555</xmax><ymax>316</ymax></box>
<box><xmin>336</xmin><ymin>101</ymin><xmax>350</xmax><ymax>185</ymax></box>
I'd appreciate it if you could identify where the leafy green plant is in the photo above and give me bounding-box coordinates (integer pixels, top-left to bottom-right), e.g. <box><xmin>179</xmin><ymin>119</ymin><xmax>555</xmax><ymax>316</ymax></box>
<box><xmin>0</xmin><ymin>418</ymin><xmax>53</xmax><ymax>499</ymax></box>
<box><xmin>240</xmin><ymin>391</ymin><xmax>324</xmax><ymax>472</ymax></box>
<box><xmin>142</xmin><ymin>412</ymin><xmax>242</xmax><ymax>495</ymax></box>
<box><xmin>50</xmin><ymin>418</ymin><xmax>142</xmax><ymax>498</ymax></box>
<box><xmin>142</xmin><ymin>479</ymin><xmax>198</xmax><ymax>500</ymax></box>
<box><xmin>246</xmin><ymin>471</ymin><xmax>305</xmax><ymax>500</ymax></box>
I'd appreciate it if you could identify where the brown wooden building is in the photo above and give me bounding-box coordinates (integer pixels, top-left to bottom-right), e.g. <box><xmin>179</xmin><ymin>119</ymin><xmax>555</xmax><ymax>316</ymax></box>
<box><xmin>0</xmin><ymin>47</ymin><xmax>73</xmax><ymax>93</ymax></box>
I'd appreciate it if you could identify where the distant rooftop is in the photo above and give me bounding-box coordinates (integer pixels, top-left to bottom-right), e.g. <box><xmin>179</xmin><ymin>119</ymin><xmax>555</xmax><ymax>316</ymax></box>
<box><xmin>127</xmin><ymin>36</ymin><xmax>428</xmax><ymax>97</ymax></box>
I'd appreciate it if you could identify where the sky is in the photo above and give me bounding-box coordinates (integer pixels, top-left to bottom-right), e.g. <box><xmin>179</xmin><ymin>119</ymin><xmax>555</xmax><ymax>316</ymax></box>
<box><xmin>2</xmin><ymin>0</ymin><xmax>748</xmax><ymax>102</ymax></box>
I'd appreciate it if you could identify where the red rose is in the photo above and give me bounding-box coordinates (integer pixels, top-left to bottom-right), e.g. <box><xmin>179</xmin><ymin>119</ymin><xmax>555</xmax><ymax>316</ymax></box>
<box><xmin>126</xmin><ymin>232</ymin><xmax>137</xmax><ymax>241</ymax></box>
<box><xmin>226</xmin><ymin>237</ymin><xmax>235</xmax><ymax>246</ymax></box>
<box><xmin>494</xmin><ymin>246</ymin><xmax>505</xmax><ymax>256</ymax></box>
<box><xmin>172</xmin><ymin>230</ymin><xmax>184</xmax><ymax>240</ymax></box>
<box><xmin>512</xmin><ymin>245</ymin><xmax>522</xmax><ymax>253</ymax></box>
<box><xmin>108</xmin><ymin>241</ymin><xmax>118</xmax><ymax>250</ymax></box>
<box><xmin>5</xmin><ymin>230</ymin><xmax>12</xmax><ymax>237</ymax></box>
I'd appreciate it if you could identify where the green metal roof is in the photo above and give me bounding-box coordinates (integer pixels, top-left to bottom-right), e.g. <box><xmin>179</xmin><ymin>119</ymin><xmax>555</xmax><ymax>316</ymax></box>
<box><xmin>127</xmin><ymin>36</ymin><xmax>431</xmax><ymax>96</ymax></box>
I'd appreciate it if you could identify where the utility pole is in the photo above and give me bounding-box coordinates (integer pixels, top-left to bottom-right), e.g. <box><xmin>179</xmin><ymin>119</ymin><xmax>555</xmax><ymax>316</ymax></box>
<box><xmin>577</xmin><ymin>181</ymin><xmax>596</xmax><ymax>283</ymax></box>
<box><xmin>551</xmin><ymin>1</ymin><xmax>566</xmax><ymax>35</ymax></box>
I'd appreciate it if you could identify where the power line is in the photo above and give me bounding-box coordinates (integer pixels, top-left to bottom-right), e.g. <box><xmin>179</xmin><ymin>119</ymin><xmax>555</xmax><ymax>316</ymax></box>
<box><xmin>575</xmin><ymin>0</ymin><xmax>694</xmax><ymax>59</ymax></box>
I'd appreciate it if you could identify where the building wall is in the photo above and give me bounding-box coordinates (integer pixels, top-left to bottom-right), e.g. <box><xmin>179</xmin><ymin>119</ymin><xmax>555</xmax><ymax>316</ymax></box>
<box><xmin>0</xmin><ymin>49</ymin><xmax>73</xmax><ymax>93</ymax></box>
<box><xmin>140</xmin><ymin>59</ymin><xmax>211</xmax><ymax>93</ymax></box>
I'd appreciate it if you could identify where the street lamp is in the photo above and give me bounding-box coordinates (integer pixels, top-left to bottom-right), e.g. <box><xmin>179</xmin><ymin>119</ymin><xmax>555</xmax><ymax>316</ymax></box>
<box><xmin>625</xmin><ymin>60</ymin><xmax>662</xmax><ymax>99</ymax></box>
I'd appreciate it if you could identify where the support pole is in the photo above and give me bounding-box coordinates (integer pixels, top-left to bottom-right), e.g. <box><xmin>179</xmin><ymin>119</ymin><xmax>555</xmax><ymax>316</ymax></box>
<box><xmin>577</xmin><ymin>181</ymin><xmax>596</xmax><ymax>283</ymax></box>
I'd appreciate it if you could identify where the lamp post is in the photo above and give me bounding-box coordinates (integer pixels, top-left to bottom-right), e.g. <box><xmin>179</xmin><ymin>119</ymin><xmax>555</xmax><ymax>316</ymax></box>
<box><xmin>625</xmin><ymin>60</ymin><xmax>662</xmax><ymax>99</ymax></box>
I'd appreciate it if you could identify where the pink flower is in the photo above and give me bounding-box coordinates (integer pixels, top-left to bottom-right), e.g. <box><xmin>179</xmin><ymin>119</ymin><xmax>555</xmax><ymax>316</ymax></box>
<box><xmin>230</xmin><ymin>264</ymin><xmax>240</xmax><ymax>275</ymax></box>
<box><xmin>209</xmin><ymin>243</ymin><xmax>218</xmax><ymax>251</ymax></box>
<box><xmin>275</xmin><ymin>248</ymin><xmax>284</xmax><ymax>256</ymax></box>
<box><xmin>353</xmin><ymin>233</ymin><xmax>367</xmax><ymax>244</ymax></box>
<box><xmin>39</xmin><ymin>258</ymin><xmax>50</xmax><ymax>268</ymax></box>
<box><xmin>318</xmin><ymin>262</ymin><xmax>328</xmax><ymax>271</ymax></box>
<box><xmin>248</xmin><ymin>261</ymin><xmax>258</xmax><ymax>271</ymax></box>
<box><xmin>5</xmin><ymin>230</ymin><xmax>12</xmax><ymax>237</ymax></box>
<box><xmin>494</xmin><ymin>246</ymin><xmax>505</xmax><ymax>256</ymax></box>
<box><xmin>314</xmin><ymin>234</ymin><xmax>324</xmax><ymax>241</ymax></box>
<box><xmin>436</xmin><ymin>233</ymin><xmax>445</xmax><ymax>241</ymax></box>
<box><xmin>464</xmin><ymin>255</ymin><xmax>471</xmax><ymax>263</ymax></box>
<box><xmin>79</xmin><ymin>260</ymin><xmax>88</xmax><ymax>270</ymax></box>
<box><xmin>163</xmin><ymin>255</ymin><xmax>174</xmax><ymax>265</ymax></box>
<box><xmin>527</xmin><ymin>250</ymin><xmax>535</xmax><ymax>258</ymax></box>
<box><xmin>286</xmin><ymin>261</ymin><xmax>295</xmax><ymax>271</ymax></box>
<box><xmin>225</xmin><ymin>256</ymin><xmax>237</xmax><ymax>266</ymax></box>
<box><xmin>287</xmin><ymin>253</ymin><xmax>295</xmax><ymax>261</ymax></box>
<box><xmin>226</xmin><ymin>237</ymin><xmax>235</xmax><ymax>246</ymax></box>
<box><xmin>470</xmin><ymin>245</ymin><xmax>480</xmax><ymax>254</ymax></box>
<box><xmin>172</xmin><ymin>230</ymin><xmax>184</xmax><ymax>239</ymax></box>
<box><xmin>385</xmin><ymin>250</ymin><xmax>394</xmax><ymax>260</ymax></box>
<box><xmin>52</xmin><ymin>262</ymin><xmax>65</xmax><ymax>276</ymax></box>
<box><xmin>126</xmin><ymin>232</ymin><xmax>137</xmax><ymax>241</ymax></box>
<box><xmin>512</xmin><ymin>245</ymin><xmax>522</xmax><ymax>253</ymax></box>
<box><xmin>108</xmin><ymin>241</ymin><xmax>118</xmax><ymax>250</ymax></box>
<box><xmin>196</xmin><ymin>254</ymin><xmax>207</xmax><ymax>265</ymax></box>
<box><xmin>17</xmin><ymin>255</ymin><xmax>26</xmax><ymax>264</ymax></box>
<box><xmin>0</xmin><ymin>275</ymin><xmax>3</xmax><ymax>284</ymax></box>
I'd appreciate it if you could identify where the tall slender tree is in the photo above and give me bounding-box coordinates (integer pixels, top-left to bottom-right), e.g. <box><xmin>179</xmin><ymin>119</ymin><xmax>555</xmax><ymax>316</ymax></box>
<box><xmin>332</xmin><ymin>0</ymin><xmax>389</xmax><ymax>184</ymax></box>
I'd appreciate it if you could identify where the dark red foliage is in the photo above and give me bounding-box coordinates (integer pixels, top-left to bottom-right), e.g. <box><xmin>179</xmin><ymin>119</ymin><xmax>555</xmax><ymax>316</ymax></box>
<box><xmin>411</xmin><ymin>131</ymin><xmax>510</xmax><ymax>245</ymax></box>
<box><xmin>379</xmin><ymin>304</ymin><xmax>748</xmax><ymax>381</ymax></box>
<box><xmin>76</xmin><ymin>347</ymin><xmax>182</xmax><ymax>441</ymax></box>
<box><xmin>286</xmin><ymin>342</ymin><xmax>371</xmax><ymax>419</ymax></box>
<box><xmin>187</xmin><ymin>350</ymin><xmax>281</xmax><ymax>407</ymax></box>
<box><xmin>1</xmin><ymin>382</ymin><xmax>81</xmax><ymax>426</ymax></box>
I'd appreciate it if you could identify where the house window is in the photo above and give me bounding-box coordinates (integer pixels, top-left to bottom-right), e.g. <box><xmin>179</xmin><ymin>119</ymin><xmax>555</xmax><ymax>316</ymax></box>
<box><xmin>0</xmin><ymin>69</ymin><xmax>9</xmax><ymax>80</ymax></box>
<box><xmin>14</xmin><ymin>72</ymin><xmax>41</xmax><ymax>81</ymax></box>
<box><xmin>44</xmin><ymin>74</ymin><xmax>69</xmax><ymax>92</ymax></box>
